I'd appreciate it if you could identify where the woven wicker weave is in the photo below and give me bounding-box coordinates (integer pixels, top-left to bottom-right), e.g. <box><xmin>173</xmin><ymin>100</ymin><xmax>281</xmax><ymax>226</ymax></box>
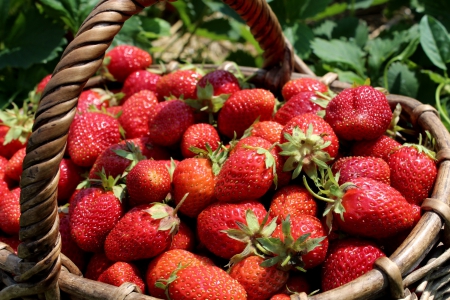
<box><xmin>1</xmin><ymin>0</ymin><xmax>450</xmax><ymax>299</ymax></box>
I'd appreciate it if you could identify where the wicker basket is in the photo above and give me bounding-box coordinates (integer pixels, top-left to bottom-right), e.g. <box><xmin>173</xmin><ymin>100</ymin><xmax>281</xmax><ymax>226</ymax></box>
<box><xmin>1</xmin><ymin>0</ymin><xmax>450</xmax><ymax>299</ymax></box>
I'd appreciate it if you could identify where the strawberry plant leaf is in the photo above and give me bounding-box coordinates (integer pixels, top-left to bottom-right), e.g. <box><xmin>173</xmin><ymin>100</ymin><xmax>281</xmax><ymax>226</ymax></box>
<box><xmin>421</xmin><ymin>70</ymin><xmax>447</xmax><ymax>84</ymax></box>
<box><xmin>313</xmin><ymin>20</ymin><xmax>336</xmax><ymax>39</ymax></box>
<box><xmin>387</xmin><ymin>62</ymin><xmax>419</xmax><ymax>98</ymax></box>
<box><xmin>419</xmin><ymin>15</ymin><xmax>450</xmax><ymax>70</ymax></box>
<box><xmin>284</xmin><ymin>23</ymin><xmax>315</xmax><ymax>59</ymax></box>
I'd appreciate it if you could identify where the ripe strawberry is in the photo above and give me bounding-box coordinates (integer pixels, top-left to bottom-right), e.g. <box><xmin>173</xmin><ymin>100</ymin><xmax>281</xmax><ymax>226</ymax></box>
<box><xmin>59</xmin><ymin>212</ymin><xmax>87</xmax><ymax>272</ymax></box>
<box><xmin>156</xmin><ymin>69</ymin><xmax>202</xmax><ymax>101</ymax></box>
<box><xmin>162</xmin><ymin>264</ymin><xmax>247</xmax><ymax>300</ymax></box>
<box><xmin>269</xmin><ymin>185</ymin><xmax>318</xmax><ymax>223</ymax></box>
<box><xmin>104</xmin><ymin>201</ymin><xmax>183</xmax><ymax>261</ymax></box>
<box><xmin>172</xmin><ymin>157</ymin><xmax>217</xmax><ymax>218</ymax></box>
<box><xmin>57</xmin><ymin>158</ymin><xmax>83</xmax><ymax>203</ymax></box>
<box><xmin>180</xmin><ymin>123</ymin><xmax>221</xmax><ymax>158</ymax></box>
<box><xmin>126</xmin><ymin>159</ymin><xmax>172</xmax><ymax>207</ymax></box>
<box><xmin>325</xmin><ymin>85</ymin><xmax>392</xmax><ymax>141</ymax></box>
<box><xmin>105</xmin><ymin>105</ymin><xmax>123</xmax><ymax>117</ymax></box>
<box><xmin>146</xmin><ymin>249</ymin><xmax>214</xmax><ymax>298</ymax></box>
<box><xmin>67</xmin><ymin>111</ymin><xmax>122</xmax><ymax>167</ymax></box>
<box><xmin>77</xmin><ymin>89</ymin><xmax>116</xmax><ymax>113</ymax></box>
<box><xmin>168</xmin><ymin>221</ymin><xmax>196</xmax><ymax>252</ymax></box>
<box><xmin>121</xmin><ymin>69</ymin><xmax>161</xmax><ymax>101</ymax></box>
<box><xmin>196</xmin><ymin>200</ymin><xmax>270</xmax><ymax>260</ymax></box>
<box><xmin>0</xmin><ymin>126</ymin><xmax>26</xmax><ymax>159</ymax></box>
<box><xmin>36</xmin><ymin>74</ymin><xmax>52</xmax><ymax>94</ymax></box>
<box><xmin>5</xmin><ymin>147</ymin><xmax>26</xmax><ymax>182</ymax></box>
<box><xmin>388</xmin><ymin>144</ymin><xmax>437</xmax><ymax>205</ymax></box>
<box><xmin>277</xmin><ymin>274</ymin><xmax>311</xmax><ymax>295</ymax></box>
<box><xmin>0</xmin><ymin>186</ymin><xmax>20</xmax><ymax>235</ymax></box>
<box><xmin>270</xmin><ymin>294</ymin><xmax>290</xmax><ymax>300</ymax></box>
<box><xmin>246</xmin><ymin>120</ymin><xmax>284</xmax><ymax>144</ymax></box>
<box><xmin>118</xmin><ymin>89</ymin><xmax>158</xmax><ymax>139</ymax></box>
<box><xmin>321</xmin><ymin>238</ymin><xmax>385</xmax><ymax>291</ymax></box>
<box><xmin>97</xmin><ymin>261</ymin><xmax>146</xmax><ymax>293</ymax></box>
<box><xmin>69</xmin><ymin>174</ymin><xmax>125</xmax><ymax>253</ymax></box>
<box><xmin>218</xmin><ymin>88</ymin><xmax>276</xmax><ymax>139</ymax></box>
<box><xmin>279</xmin><ymin>113</ymin><xmax>339</xmax><ymax>179</ymax></box>
<box><xmin>84</xmin><ymin>252</ymin><xmax>114</xmax><ymax>281</ymax></box>
<box><xmin>147</xmin><ymin>99</ymin><xmax>195</xmax><ymax>147</ymax></box>
<box><xmin>127</xmin><ymin>136</ymin><xmax>170</xmax><ymax>160</ymax></box>
<box><xmin>331</xmin><ymin>156</ymin><xmax>390</xmax><ymax>185</ymax></box>
<box><xmin>196</xmin><ymin>69</ymin><xmax>241</xmax><ymax>96</ymax></box>
<box><xmin>281</xmin><ymin>77</ymin><xmax>328</xmax><ymax>101</ymax></box>
<box><xmin>351</xmin><ymin>135</ymin><xmax>401</xmax><ymax>162</ymax></box>
<box><xmin>103</xmin><ymin>45</ymin><xmax>152</xmax><ymax>82</ymax></box>
<box><xmin>274</xmin><ymin>91</ymin><xmax>326</xmax><ymax>125</ymax></box>
<box><xmin>229</xmin><ymin>255</ymin><xmax>289</xmax><ymax>300</ymax></box>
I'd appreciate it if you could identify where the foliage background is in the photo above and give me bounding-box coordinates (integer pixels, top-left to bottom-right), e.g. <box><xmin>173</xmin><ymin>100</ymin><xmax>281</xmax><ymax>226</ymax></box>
<box><xmin>1</xmin><ymin>0</ymin><xmax>450</xmax><ymax>128</ymax></box>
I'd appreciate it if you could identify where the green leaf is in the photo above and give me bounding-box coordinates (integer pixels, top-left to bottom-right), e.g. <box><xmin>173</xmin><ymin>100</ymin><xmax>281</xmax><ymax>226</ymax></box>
<box><xmin>332</xmin><ymin>17</ymin><xmax>369</xmax><ymax>48</ymax></box>
<box><xmin>311</xmin><ymin>38</ymin><xmax>366</xmax><ymax>76</ymax></box>
<box><xmin>313</xmin><ymin>20</ymin><xmax>336</xmax><ymax>40</ymax></box>
<box><xmin>140</xmin><ymin>17</ymin><xmax>171</xmax><ymax>39</ymax></box>
<box><xmin>310</xmin><ymin>3</ymin><xmax>347</xmax><ymax>21</ymax></box>
<box><xmin>284</xmin><ymin>23</ymin><xmax>315</xmax><ymax>59</ymax></box>
<box><xmin>332</xmin><ymin>69</ymin><xmax>366</xmax><ymax>85</ymax></box>
<box><xmin>419</xmin><ymin>15</ymin><xmax>450</xmax><ymax>70</ymax></box>
<box><xmin>421</xmin><ymin>70</ymin><xmax>447</xmax><ymax>84</ymax></box>
<box><xmin>387</xmin><ymin>62</ymin><xmax>419</xmax><ymax>98</ymax></box>
<box><xmin>366</xmin><ymin>37</ymin><xmax>402</xmax><ymax>73</ymax></box>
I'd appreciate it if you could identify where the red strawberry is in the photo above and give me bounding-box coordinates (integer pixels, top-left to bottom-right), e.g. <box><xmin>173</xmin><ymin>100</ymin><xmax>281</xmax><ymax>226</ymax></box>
<box><xmin>180</xmin><ymin>123</ymin><xmax>221</xmax><ymax>158</ymax></box>
<box><xmin>121</xmin><ymin>69</ymin><xmax>161</xmax><ymax>101</ymax></box>
<box><xmin>57</xmin><ymin>158</ymin><xmax>83</xmax><ymax>203</ymax></box>
<box><xmin>274</xmin><ymin>91</ymin><xmax>326</xmax><ymax>126</ymax></box>
<box><xmin>321</xmin><ymin>238</ymin><xmax>385</xmax><ymax>291</ymax></box>
<box><xmin>325</xmin><ymin>85</ymin><xmax>392</xmax><ymax>141</ymax></box>
<box><xmin>36</xmin><ymin>74</ymin><xmax>52</xmax><ymax>94</ymax></box>
<box><xmin>388</xmin><ymin>144</ymin><xmax>437</xmax><ymax>205</ymax></box>
<box><xmin>59</xmin><ymin>212</ymin><xmax>87</xmax><ymax>272</ymax></box>
<box><xmin>147</xmin><ymin>99</ymin><xmax>195</xmax><ymax>147</ymax></box>
<box><xmin>331</xmin><ymin>156</ymin><xmax>390</xmax><ymax>185</ymax></box>
<box><xmin>67</xmin><ymin>111</ymin><xmax>122</xmax><ymax>167</ymax></box>
<box><xmin>145</xmin><ymin>249</ymin><xmax>214</xmax><ymax>299</ymax></box>
<box><xmin>218</xmin><ymin>88</ymin><xmax>276</xmax><ymax>139</ymax></box>
<box><xmin>69</xmin><ymin>174</ymin><xmax>125</xmax><ymax>253</ymax></box>
<box><xmin>229</xmin><ymin>255</ymin><xmax>288</xmax><ymax>300</ymax></box>
<box><xmin>105</xmin><ymin>105</ymin><xmax>123</xmax><ymax>117</ymax></box>
<box><xmin>351</xmin><ymin>135</ymin><xmax>402</xmax><ymax>162</ymax></box>
<box><xmin>281</xmin><ymin>77</ymin><xmax>328</xmax><ymax>101</ymax></box>
<box><xmin>103</xmin><ymin>45</ymin><xmax>152</xmax><ymax>82</ymax></box>
<box><xmin>156</xmin><ymin>69</ymin><xmax>202</xmax><ymax>101</ymax></box>
<box><xmin>270</xmin><ymin>294</ymin><xmax>290</xmax><ymax>300</ymax></box>
<box><xmin>269</xmin><ymin>185</ymin><xmax>318</xmax><ymax>223</ymax></box>
<box><xmin>97</xmin><ymin>261</ymin><xmax>146</xmax><ymax>293</ymax></box>
<box><xmin>279</xmin><ymin>113</ymin><xmax>339</xmax><ymax>179</ymax></box>
<box><xmin>196</xmin><ymin>69</ymin><xmax>241</xmax><ymax>96</ymax></box>
<box><xmin>127</xmin><ymin>136</ymin><xmax>170</xmax><ymax>160</ymax></box>
<box><xmin>0</xmin><ymin>126</ymin><xmax>26</xmax><ymax>159</ymax></box>
<box><xmin>118</xmin><ymin>89</ymin><xmax>158</xmax><ymax>139</ymax></box>
<box><xmin>84</xmin><ymin>252</ymin><xmax>114</xmax><ymax>281</ymax></box>
<box><xmin>196</xmin><ymin>200</ymin><xmax>270</xmax><ymax>259</ymax></box>
<box><xmin>0</xmin><ymin>186</ymin><xmax>20</xmax><ymax>235</ymax></box>
<box><xmin>77</xmin><ymin>89</ymin><xmax>116</xmax><ymax>113</ymax></box>
<box><xmin>126</xmin><ymin>159</ymin><xmax>172</xmax><ymax>207</ymax></box>
<box><xmin>168</xmin><ymin>221</ymin><xmax>196</xmax><ymax>252</ymax></box>
<box><xmin>162</xmin><ymin>264</ymin><xmax>247</xmax><ymax>300</ymax></box>
<box><xmin>172</xmin><ymin>157</ymin><xmax>217</xmax><ymax>218</ymax></box>
<box><xmin>247</xmin><ymin>120</ymin><xmax>284</xmax><ymax>144</ymax></box>
<box><xmin>104</xmin><ymin>201</ymin><xmax>183</xmax><ymax>261</ymax></box>
<box><xmin>5</xmin><ymin>147</ymin><xmax>26</xmax><ymax>182</ymax></box>
<box><xmin>277</xmin><ymin>274</ymin><xmax>310</xmax><ymax>295</ymax></box>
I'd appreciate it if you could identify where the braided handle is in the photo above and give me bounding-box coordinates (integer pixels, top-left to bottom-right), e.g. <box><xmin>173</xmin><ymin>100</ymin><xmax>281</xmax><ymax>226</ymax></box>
<box><xmin>1</xmin><ymin>0</ymin><xmax>301</xmax><ymax>299</ymax></box>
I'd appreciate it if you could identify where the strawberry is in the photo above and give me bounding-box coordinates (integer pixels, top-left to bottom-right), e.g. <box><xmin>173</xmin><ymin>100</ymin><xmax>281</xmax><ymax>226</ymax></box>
<box><xmin>331</xmin><ymin>156</ymin><xmax>390</xmax><ymax>185</ymax></box>
<box><xmin>180</xmin><ymin>123</ymin><xmax>221</xmax><ymax>158</ymax></box>
<box><xmin>196</xmin><ymin>200</ymin><xmax>271</xmax><ymax>260</ymax></box>
<box><xmin>274</xmin><ymin>91</ymin><xmax>326</xmax><ymax>125</ymax></box>
<box><xmin>172</xmin><ymin>157</ymin><xmax>217</xmax><ymax>218</ymax></box>
<box><xmin>0</xmin><ymin>186</ymin><xmax>20</xmax><ymax>235</ymax></box>
<box><xmin>126</xmin><ymin>159</ymin><xmax>172</xmax><ymax>207</ymax></box>
<box><xmin>103</xmin><ymin>45</ymin><xmax>152</xmax><ymax>82</ymax></box>
<box><xmin>277</xmin><ymin>274</ymin><xmax>310</xmax><ymax>295</ymax></box>
<box><xmin>229</xmin><ymin>255</ymin><xmax>289</xmax><ymax>300</ymax></box>
<box><xmin>35</xmin><ymin>74</ymin><xmax>52</xmax><ymax>94</ymax></box>
<box><xmin>67</xmin><ymin>111</ymin><xmax>122</xmax><ymax>167</ymax></box>
<box><xmin>246</xmin><ymin>120</ymin><xmax>284</xmax><ymax>144</ymax></box>
<box><xmin>279</xmin><ymin>113</ymin><xmax>339</xmax><ymax>179</ymax></box>
<box><xmin>0</xmin><ymin>126</ymin><xmax>27</xmax><ymax>159</ymax></box>
<box><xmin>161</xmin><ymin>264</ymin><xmax>247</xmax><ymax>300</ymax></box>
<box><xmin>270</xmin><ymin>294</ymin><xmax>290</xmax><ymax>300</ymax></box>
<box><xmin>121</xmin><ymin>69</ymin><xmax>161</xmax><ymax>101</ymax></box>
<box><xmin>5</xmin><ymin>147</ymin><xmax>26</xmax><ymax>182</ymax></box>
<box><xmin>388</xmin><ymin>143</ymin><xmax>437</xmax><ymax>205</ymax></box>
<box><xmin>147</xmin><ymin>99</ymin><xmax>195</xmax><ymax>147</ymax></box>
<box><xmin>351</xmin><ymin>135</ymin><xmax>402</xmax><ymax>162</ymax></box>
<box><xmin>195</xmin><ymin>69</ymin><xmax>241</xmax><ymax>96</ymax></box>
<box><xmin>84</xmin><ymin>252</ymin><xmax>114</xmax><ymax>281</ymax></box>
<box><xmin>324</xmin><ymin>85</ymin><xmax>392</xmax><ymax>141</ymax></box>
<box><xmin>146</xmin><ymin>249</ymin><xmax>214</xmax><ymax>298</ymax></box>
<box><xmin>156</xmin><ymin>69</ymin><xmax>202</xmax><ymax>101</ymax></box>
<box><xmin>269</xmin><ymin>185</ymin><xmax>318</xmax><ymax>223</ymax></box>
<box><xmin>321</xmin><ymin>238</ymin><xmax>385</xmax><ymax>291</ymax></box>
<box><xmin>281</xmin><ymin>77</ymin><xmax>328</xmax><ymax>101</ymax></box>
<box><xmin>77</xmin><ymin>89</ymin><xmax>116</xmax><ymax>114</ymax></box>
<box><xmin>97</xmin><ymin>261</ymin><xmax>146</xmax><ymax>293</ymax></box>
<box><xmin>168</xmin><ymin>221</ymin><xmax>196</xmax><ymax>252</ymax></box>
<box><xmin>59</xmin><ymin>211</ymin><xmax>87</xmax><ymax>272</ymax></box>
<box><xmin>104</xmin><ymin>201</ymin><xmax>184</xmax><ymax>261</ymax></box>
<box><xmin>57</xmin><ymin>158</ymin><xmax>83</xmax><ymax>203</ymax></box>
<box><xmin>118</xmin><ymin>89</ymin><xmax>158</xmax><ymax>139</ymax></box>
<box><xmin>218</xmin><ymin>88</ymin><xmax>276</xmax><ymax>139</ymax></box>
<box><xmin>127</xmin><ymin>136</ymin><xmax>170</xmax><ymax>160</ymax></box>
<box><xmin>69</xmin><ymin>173</ymin><xmax>125</xmax><ymax>253</ymax></box>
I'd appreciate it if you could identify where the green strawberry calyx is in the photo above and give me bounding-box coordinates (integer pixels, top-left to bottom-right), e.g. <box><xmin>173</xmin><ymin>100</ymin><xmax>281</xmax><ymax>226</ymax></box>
<box><xmin>242</xmin><ymin>145</ymin><xmax>279</xmax><ymax>189</ymax></box>
<box><xmin>0</xmin><ymin>101</ymin><xmax>35</xmax><ymax>146</ymax></box>
<box><xmin>155</xmin><ymin>261</ymin><xmax>193</xmax><ymax>300</ymax></box>
<box><xmin>145</xmin><ymin>193</ymin><xmax>189</xmax><ymax>234</ymax></box>
<box><xmin>401</xmin><ymin>131</ymin><xmax>437</xmax><ymax>161</ymax></box>
<box><xmin>113</xmin><ymin>141</ymin><xmax>147</xmax><ymax>176</ymax></box>
<box><xmin>278</xmin><ymin>125</ymin><xmax>333</xmax><ymax>181</ymax></box>
<box><xmin>223</xmin><ymin>209</ymin><xmax>278</xmax><ymax>267</ymax></box>
<box><xmin>189</xmin><ymin>142</ymin><xmax>229</xmax><ymax>176</ymax></box>
<box><xmin>257</xmin><ymin>215</ymin><xmax>326</xmax><ymax>272</ymax></box>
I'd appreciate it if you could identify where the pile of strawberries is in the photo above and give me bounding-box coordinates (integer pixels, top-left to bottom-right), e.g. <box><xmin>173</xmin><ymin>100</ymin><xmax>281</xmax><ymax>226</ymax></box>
<box><xmin>0</xmin><ymin>44</ymin><xmax>439</xmax><ymax>300</ymax></box>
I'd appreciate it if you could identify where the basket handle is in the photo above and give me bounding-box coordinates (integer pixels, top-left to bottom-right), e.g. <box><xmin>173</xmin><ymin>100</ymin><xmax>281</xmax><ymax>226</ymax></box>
<box><xmin>1</xmin><ymin>0</ymin><xmax>310</xmax><ymax>299</ymax></box>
